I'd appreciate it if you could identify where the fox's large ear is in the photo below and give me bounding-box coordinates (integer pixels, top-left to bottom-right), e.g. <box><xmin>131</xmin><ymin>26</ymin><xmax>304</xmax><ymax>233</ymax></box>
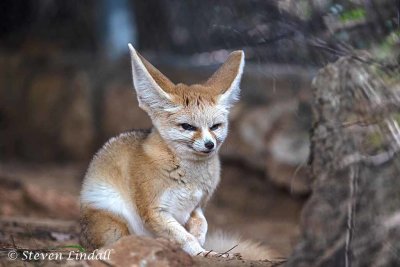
<box><xmin>128</xmin><ymin>44</ymin><xmax>176</xmax><ymax>113</ymax></box>
<box><xmin>205</xmin><ymin>50</ymin><xmax>245</xmax><ymax>108</ymax></box>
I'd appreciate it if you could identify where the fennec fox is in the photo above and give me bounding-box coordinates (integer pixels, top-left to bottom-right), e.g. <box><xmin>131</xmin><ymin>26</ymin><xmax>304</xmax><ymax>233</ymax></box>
<box><xmin>80</xmin><ymin>44</ymin><xmax>275</xmax><ymax>260</ymax></box>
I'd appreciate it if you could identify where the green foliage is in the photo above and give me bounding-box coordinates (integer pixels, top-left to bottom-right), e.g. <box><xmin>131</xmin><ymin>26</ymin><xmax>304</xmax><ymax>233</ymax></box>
<box><xmin>393</xmin><ymin>113</ymin><xmax>400</xmax><ymax>125</ymax></box>
<box><xmin>367</xmin><ymin>131</ymin><xmax>384</xmax><ymax>149</ymax></box>
<box><xmin>58</xmin><ymin>245</ymin><xmax>86</xmax><ymax>252</ymax></box>
<box><xmin>386</xmin><ymin>30</ymin><xmax>400</xmax><ymax>46</ymax></box>
<box><xmin>372</xmin><ymin>30</ymin><xmax>400</xmax><ymax>61</ymax></box>
<box><xmin>339</xmin><ymin>8</ymin><xmax>366</xmax><ymax>23</ymax></box>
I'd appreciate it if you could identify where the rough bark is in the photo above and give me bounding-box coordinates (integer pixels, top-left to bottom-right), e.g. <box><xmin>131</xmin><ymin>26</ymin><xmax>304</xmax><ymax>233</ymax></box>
<box><xmin>287</xmin><ymin>54</ymin><xmax>400</xmax><ymax>266</ymax></box>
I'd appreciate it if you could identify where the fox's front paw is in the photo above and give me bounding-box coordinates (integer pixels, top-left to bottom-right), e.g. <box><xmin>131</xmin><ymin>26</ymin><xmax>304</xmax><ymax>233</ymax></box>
<box><xmin>196</xmin><ymin>250</ymin><xmax>219</xmax><ymax>258</ymax></box>
<box><xmin>197</xmin><ymin>234</ymin><xmax>206</xmax><ymax>246</ymax></box>
<box><xmin>196</xmin><ymin>233</ymin><xmax>206</xmax><ymax>246</ymax></box>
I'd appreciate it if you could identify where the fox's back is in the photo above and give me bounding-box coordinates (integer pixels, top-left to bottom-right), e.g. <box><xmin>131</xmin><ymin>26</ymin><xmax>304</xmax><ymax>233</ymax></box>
<box><xmin>82</xmin><ymin>129</ymin><xmax>151</xmax><ymax>189</ymax></box>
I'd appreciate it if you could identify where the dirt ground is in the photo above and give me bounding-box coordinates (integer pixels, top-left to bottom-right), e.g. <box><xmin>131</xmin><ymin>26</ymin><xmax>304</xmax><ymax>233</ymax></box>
<box><xmin>0</xmin><ymin>160</ymin><xmax>304</xmax><ymax>264</ymax></box>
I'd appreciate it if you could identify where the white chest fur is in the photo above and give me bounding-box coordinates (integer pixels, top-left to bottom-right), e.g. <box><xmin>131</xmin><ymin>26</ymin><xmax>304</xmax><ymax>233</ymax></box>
<box><xmin>160</xmin><ymin>188</ymin><xmax>203</xmax><ymax>225</ymax></box>
<box><xmin>160</xmin><ymin>158</ymin><xmax>220</xmax><ymax>225</ymax></box>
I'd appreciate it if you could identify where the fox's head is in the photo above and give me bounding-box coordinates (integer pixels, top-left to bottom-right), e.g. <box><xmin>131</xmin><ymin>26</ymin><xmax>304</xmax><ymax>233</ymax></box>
<box><xmin>128</xmin><ymin>44</ymin><xmax>244</xmax><ymax>160</ymax></box>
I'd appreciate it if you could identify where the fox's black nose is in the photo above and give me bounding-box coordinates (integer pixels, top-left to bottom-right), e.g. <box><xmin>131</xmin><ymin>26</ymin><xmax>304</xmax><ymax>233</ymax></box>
<box><xmin>204</xmin><ymin>141</ymin><xmax>215</xmax><ymax>150</ymax></box>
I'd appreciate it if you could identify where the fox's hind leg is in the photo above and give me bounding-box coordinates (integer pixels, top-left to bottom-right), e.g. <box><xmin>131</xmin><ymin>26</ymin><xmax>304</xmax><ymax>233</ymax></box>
<box><xmin>80</xmin><ymin>206</ymin><xmax>130</xmax><ymax>250</ymax></box>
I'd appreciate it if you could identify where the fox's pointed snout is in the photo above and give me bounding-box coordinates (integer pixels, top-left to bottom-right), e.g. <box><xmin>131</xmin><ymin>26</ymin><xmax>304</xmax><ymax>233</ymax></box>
<box><xmin>204</xmin><ymin>141</ymin><xmax>215</xmax><ymax>150</ymax></box>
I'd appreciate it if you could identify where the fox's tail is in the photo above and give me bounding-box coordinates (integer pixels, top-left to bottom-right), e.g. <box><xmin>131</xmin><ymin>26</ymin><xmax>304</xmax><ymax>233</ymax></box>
<box><xmin>204</xmin><ymin>231</ymin><xmax>281</xmax><ymax>261</ymax></box>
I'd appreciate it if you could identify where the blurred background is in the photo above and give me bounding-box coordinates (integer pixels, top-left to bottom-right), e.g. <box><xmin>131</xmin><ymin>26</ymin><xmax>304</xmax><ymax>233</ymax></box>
<box><xmin>0</xmin><ymin>0</ymin><xmax>398</xmax><ymax>259</ymax></box>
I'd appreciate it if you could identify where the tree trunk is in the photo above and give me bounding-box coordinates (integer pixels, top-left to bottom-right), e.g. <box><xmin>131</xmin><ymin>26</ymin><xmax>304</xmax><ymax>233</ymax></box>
<box><xmin>287</xmin><ymin>54</ymin><xmax>400</xmax><ymax>267</ymax></box>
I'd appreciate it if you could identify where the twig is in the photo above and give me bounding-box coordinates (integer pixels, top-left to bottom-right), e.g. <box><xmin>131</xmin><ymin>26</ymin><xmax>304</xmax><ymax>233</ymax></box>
<box><xmin>10</xmin><ymin>235</ymin><xmax>16</xmax><ymax>249</ymax></box>
<box><xmin>309</xmin><ymin>37</ymin><xmax>400</xmax><ymax>72</ymax></box>
<box><xmin>345</xmin><ymin>165</ymin><xmax>359</xmax><ymax>267</ymax></box>
<box><xmin>340</xmin><ymin>146</ymin><xmax>400</xmax><ymax>168</ymax></box>
<box><xmin>217</xmin><ymin>244</ymin><xmax>239</xmax><ymax>258</ymax></box>
<box><xmin>221</xmin><ymin>244</ymin><xmax>238</xmax><ymax>254</ymax></box>
<box><xmin>204</xmin><ymin>250</ymin><xmax>213</xmax><ymax>257</ymax></box>
<box><xmin>9</xmin><ymin>235</ymin><xmax>27</xmax><ymax>267</ymax></box>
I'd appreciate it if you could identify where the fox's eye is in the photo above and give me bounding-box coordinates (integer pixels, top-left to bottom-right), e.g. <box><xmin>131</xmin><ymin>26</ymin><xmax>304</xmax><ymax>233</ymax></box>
<box><xmin>180</xmin><ymin>123</ymin><xmax>197</xmax><ymax>131</ymax></box>
<box><xmin>210</xmin><ymin>123</ymin><xmax>221</xmax><ymax>131</ymax></box>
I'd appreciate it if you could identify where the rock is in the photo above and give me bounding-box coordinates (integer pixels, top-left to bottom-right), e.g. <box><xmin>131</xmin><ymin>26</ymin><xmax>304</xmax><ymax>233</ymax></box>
<box><xmin>226</xmin><ymin>99</ymin><xmax>312</xmax><ymax>195</ymax></box>
<box><xmin>266</xmin><ymin>133</ymin><xmax>311</xmax><ymax>194</ymax></box>
<box><xmin>277</xmin><ymin>0</ymin><xmax>315</xmax><ymax>21</ymax></box>
<box><xmin>263</xmin><ymin>100</ymin><xmax>312</xmax><ymax>195</ymax></box>
<box><xmin>24</xmin><ymin>183</ymin><xmax>79</xmax><ymax>220</ymax></box>
<box><xmin>59</xmin><ymin>73</ymin><xmax>95</xmax><ymax>161</ymax></box>
<box><xmin>102</xmin><ymin>84</ymin><xmax>151</xmax><ymax>138</ymax></box>
<box><xmin>91</xmin><ymin>236</ymin><xmax>193</xmax><ymax>267</ymax></box>
<box><xmin>0</xmin><ymin>54</ymin><xmax>96</xmax><ymax>161</ymax></box>
<box><xmin>0</xmin><ymin>177</ymin><xmax>79</xmax><ymax>220</ymax></box>
<box><xmin>287</xmin><ymin>55</ymin><xmax>400</xmax><ymax>266</ymax></box>
<box><xmin>90</xmin><ymin>236</ymin><xmax>286</xmax><ymax>267</ymax></box>
<box><xmin>0</xmin><ymin>179</ymin><xmax>25</xmax><ymax>217</ymax></box>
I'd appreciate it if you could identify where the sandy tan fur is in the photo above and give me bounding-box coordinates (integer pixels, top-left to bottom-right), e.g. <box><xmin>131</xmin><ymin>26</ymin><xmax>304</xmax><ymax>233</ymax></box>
<box><xmin>80</xmin><ymin>128</ymin><xmax>220</xmax><ymax>253</ymax></box>
<box><xmin>80</xmin><ymin>207</ymin><xmax>130</xmax><ymax>250</ymax></box>
<box><xmin>79</xmin><ymin>45</ymin><xmax>274</xmax><ymax>260</ymax></box>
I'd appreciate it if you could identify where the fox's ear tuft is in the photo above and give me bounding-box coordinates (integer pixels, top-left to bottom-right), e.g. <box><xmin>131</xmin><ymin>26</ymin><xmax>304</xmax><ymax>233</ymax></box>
<box><xmin>128</xmin><ymin>43</ymin><xmax>176</xmax><ymax>113</ymax></box>
<box><xmin>205</xmin><ymin>50</ymin><xmax>245</xmax><ymax>108</ymax></box>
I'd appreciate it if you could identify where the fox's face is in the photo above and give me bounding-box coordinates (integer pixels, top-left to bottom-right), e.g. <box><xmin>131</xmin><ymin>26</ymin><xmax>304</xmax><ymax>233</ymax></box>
<box><xmin>129</xmin><ymin>44</ymin><xmax>244</xmax><ymax>160</ymax></box>
<box><xmin>151</xmin><ymin>90</ymin><xmax>230</xmax><ymax>159</ymax></box>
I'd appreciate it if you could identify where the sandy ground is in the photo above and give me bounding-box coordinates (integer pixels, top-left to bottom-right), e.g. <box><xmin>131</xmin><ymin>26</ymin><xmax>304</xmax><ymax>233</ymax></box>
<box><xmin>0</xmin><ymin>160</ymin><xmax>304</xmax><ymax>257</ymax></box>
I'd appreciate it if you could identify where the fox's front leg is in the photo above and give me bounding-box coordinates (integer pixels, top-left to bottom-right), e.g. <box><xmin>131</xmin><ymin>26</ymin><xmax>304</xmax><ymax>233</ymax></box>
<box><xmin>185</xmin><ymin>208</ymin><xmax>207</xmax><ymax>246</ymax></box>
<box><xmin>185</xmin><ymin>208</ymin><xmax>235</xmax><ymax>259</ymax></box>
<box><xmin>146</xmin><ymin>210</ymin><xmax>205</xmax><ymax>255</ymax></box>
